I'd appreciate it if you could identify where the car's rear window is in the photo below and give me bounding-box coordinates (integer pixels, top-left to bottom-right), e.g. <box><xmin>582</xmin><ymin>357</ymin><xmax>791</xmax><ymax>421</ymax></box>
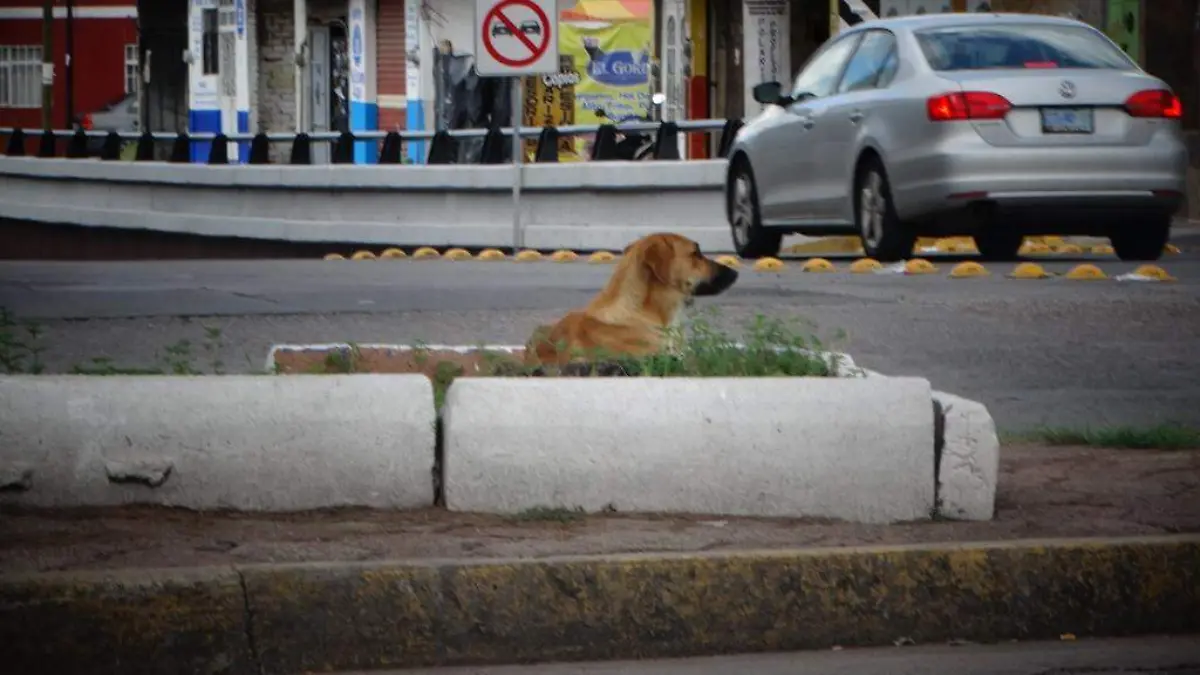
<box><xmin>914</xmin><ymin>24</ymin><xmax>1136</xmax><ymax>71</ymax></box>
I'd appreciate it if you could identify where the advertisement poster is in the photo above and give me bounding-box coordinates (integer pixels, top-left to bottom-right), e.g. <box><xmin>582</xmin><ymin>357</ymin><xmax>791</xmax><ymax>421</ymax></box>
<box><xmin>522</xmin><ymin>56</ymin><xmax>579</xmax><ymax>160</ymax></box>
<box><xmin>743</xmin><ymin>0</ymin><xmax>790</xmax><ymax>118</ymax></box>
<box><xmin>538</xmin><ymin>1</ymin><xmax>653</xmax><ymax>161</ymax></box>
<box><xmin>1105</xmin><ymin>0</ymin><xmax>1141</xmax><ymax>63</ymax></box>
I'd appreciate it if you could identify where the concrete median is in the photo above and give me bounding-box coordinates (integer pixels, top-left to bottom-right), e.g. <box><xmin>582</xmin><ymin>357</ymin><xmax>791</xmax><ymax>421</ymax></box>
<box><xmin>2</xmin><ymin>536</ymin><xmax>1197</xmax><ymax>674</ymax></box>
<box><xmin>0</xmin><ymin>374</ymin><xmax>436</xmax><ymax>510</ymax></box>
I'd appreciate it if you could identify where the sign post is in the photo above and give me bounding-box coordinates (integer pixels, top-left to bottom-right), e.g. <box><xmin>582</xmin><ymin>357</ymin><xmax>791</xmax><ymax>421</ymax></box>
<box><xmin>475</xmin><ymin>0</ymin><xmax>559</xmax><ymax>253</ymax></box>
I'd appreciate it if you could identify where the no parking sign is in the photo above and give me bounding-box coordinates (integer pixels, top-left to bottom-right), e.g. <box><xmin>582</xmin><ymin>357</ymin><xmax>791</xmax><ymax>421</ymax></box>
<box><xmin>474</xmin><ymin>0</ymin><xmax>559</xmax><ymax>77</ymax></box>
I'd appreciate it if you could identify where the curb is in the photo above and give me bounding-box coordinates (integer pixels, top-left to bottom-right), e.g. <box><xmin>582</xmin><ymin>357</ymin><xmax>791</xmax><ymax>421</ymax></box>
<box><xmin>3</xmin><ymin>535</ymin><xmax>1197</xmax><ymax>674</ymax></box>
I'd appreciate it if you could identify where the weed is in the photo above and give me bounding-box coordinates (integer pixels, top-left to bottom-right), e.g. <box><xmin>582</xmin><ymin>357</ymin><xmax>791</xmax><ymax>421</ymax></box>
<box><xmin>319</xmin><ymin>343</ymin><xmax>363</xmax><ymax>374</ymax></box>
<box><xmin>512</xmin><ymin>505</ymin><xmax>587</xmax><ymax>523</ymax></box>
<box><xmin>0</xmin><ymin>307</ymin><xmax>46</xmax><ymax>374</ymax></box>
<box><xmin>71</xmin><ymin>356</ymin><xmax>164</xmax><ymax>376</ymax></box>
<box><xmin>1016</xmin><ymin>424</ymin><xmax>1200</xmax><ymax>451</ymax></box>
<box><xmin>202</xmin><ymin>325</ymin><xmax>225</xmax><ymax>374</ymax></box>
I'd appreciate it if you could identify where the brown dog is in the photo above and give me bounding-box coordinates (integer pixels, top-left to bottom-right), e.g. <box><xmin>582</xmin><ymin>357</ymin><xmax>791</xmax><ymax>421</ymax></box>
<box><xmin>526</xmin><ymin>233</ymin><xmax>739</xmax><ymax>365</ymax></box>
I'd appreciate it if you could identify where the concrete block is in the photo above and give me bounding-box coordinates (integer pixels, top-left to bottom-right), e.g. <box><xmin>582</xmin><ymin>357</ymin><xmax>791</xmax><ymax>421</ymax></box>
<box><xmin>933</xmin><ymin>390</ymin><xmax>1001</xmax><ymax>521</ymax></box>
<box><xmin>443</xmin><ymin>377</ymin><xmax>936</xmax><ymax>524</ymax></box>
<box><xmin>0</xmin><ymin>374</ymin><xmax>436</xmax><ymax>511</ymax></box>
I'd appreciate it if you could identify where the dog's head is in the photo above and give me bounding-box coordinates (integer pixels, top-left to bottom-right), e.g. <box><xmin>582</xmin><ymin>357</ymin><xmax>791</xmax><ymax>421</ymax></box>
<box><xmin>623</xmin><ymin>233</ymin><xmax>739</xmax><ymax>298</ymax></box>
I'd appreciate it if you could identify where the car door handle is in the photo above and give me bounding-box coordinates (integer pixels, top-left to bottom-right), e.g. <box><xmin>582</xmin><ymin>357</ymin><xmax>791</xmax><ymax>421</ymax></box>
<box><xmin>848</xmin><ymin>110</ymin><xmax>865</xmax><ymax>124</ymax></box>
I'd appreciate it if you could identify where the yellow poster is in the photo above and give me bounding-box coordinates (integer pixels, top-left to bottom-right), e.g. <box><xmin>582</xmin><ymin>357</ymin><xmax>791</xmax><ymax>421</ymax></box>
<box><xmin>522</xmin><ymin>56</ymin><xmax>579</xmax><ymax>160</ymax></box>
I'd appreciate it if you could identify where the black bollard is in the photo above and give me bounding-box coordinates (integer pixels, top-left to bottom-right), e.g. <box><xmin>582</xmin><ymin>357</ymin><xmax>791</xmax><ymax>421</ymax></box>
<box><xmin>100</xmin><ymin>131</ymin><xmax>122</xmax><ymax>160</ymax></box>
<box><xmin>67</xmin><ymin>128</ymin><xmax>89</xmax><ymax>158</ymax></box>
<box><xmin>333</xmin><ymin>131</ymin><xmax>355</xmax><ymax>164</ymax></box>
<box><xmin>479</xmin><ymin>125</ymin><xmax>506</xmax><ymax>164</ymax></box>
<box><xmin>249</xmin><ymin>133</ymin><xmax>271</xmax><ymax>164</ymax></box>
<box><xmin>136</xmin><ymin>131</ymin><xmax>155</xmax><ymax>161</ymax></box>
<box><xmin>169</xmin><ymin>133</ymin><xmax>190</xmax><ymax>163</ymax></box>
<box><xmin>290</xmin><ymin>133</ymin><xmax>312</xmax><ymax>165</ymax></box>
<box><xmin>378</xmin><ymin>131</ymin><xmax>402</xmax><ymax>164</ymax></box>
<box><xmin>534</xmin><ymin>126</ymin><xmax>559</xmax><ymax>162</ymax></box>
<box><xmin>208</xmin><ymin>133</ymin><xmax>229</xmax><ymax>164</ymax></box>
<box><xmin>37</xmin><ymin>130</ymin><xmax>56</xmax><ymax>158</ymax></box>
<box><xmin>590</xmin><ymin>124</ymin><xmax>619</xmax><ymax>160</ymax></box>
<box><xmin>652</xmin><ymin>121</ymin><xmax>681</xmax><ymax>160</ymax></box>
<box><xmin>427</xmin><ymin>130</ymin><xmax>456</xmax><ymax>164</ymax></box>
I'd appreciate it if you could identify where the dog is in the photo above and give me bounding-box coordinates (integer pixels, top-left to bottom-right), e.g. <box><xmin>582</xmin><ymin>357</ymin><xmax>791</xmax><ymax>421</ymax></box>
<box><xmin>526</xmin><ymin>233</ymin><xmax>739</xmax><ymax>366</ymax></box>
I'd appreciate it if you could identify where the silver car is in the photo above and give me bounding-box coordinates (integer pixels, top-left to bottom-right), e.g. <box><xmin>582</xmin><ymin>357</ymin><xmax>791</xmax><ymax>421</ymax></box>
<box><xmin>725</xmin><ymin>12</ymin><xmax>1188</xmax><ymax>262</ymax></box>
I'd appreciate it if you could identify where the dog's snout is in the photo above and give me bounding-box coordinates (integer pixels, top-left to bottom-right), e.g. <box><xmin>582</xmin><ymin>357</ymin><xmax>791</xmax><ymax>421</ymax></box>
<box><xmin>693</xmin><ymin>261</ymin><xmax>738</xmax><ymax>297</ymax></box>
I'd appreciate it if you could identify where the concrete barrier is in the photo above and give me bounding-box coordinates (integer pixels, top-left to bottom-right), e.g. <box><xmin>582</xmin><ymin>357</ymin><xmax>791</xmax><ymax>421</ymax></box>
<box><xmin>443</xmin><ymin>376</ymin><xmax>937</xmax><ymax>524</ymax></box>
<box><xmin>4</xmin><ymin>536</ymin><xmax>1197</xmax><ymax>674</ymax></box>
<box><xmin>0</xmin><ymin>374</ymin><xmax>436</xmax><ymax>510</ymax></box>
<box><xmin>0</xmin><ymin>156</ymin><xmax>739</xmax><ymax>252</ymax></box>
<box><xmin>932</xmin><ymin>390</ymin><xmax>1000</xmax><ymax>521</ymax></box>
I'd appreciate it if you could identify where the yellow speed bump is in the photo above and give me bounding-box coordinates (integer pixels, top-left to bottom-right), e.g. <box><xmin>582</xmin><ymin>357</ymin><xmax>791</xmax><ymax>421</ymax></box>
<box><xmin>444</xmin><ymin>247</ymin><xmax>472</xmax><ymax>261</ymax></box>
<box><xmin>753</xmin><ymin>257</ymin><xmax>786</xmax><ymax>272</ymax></box>
<box><xmin>1130</xmin><ymin>264</ymin><xmax>1176</xmax><ymax>282</ymax></box>
<box><xmin>849</xmin><ymin>258</ymin><xmax>882</xmax><ymax>274</ymax></box>
<box><xmin>412</xmin><ymin>247</ymin><xmax>441</xmax><ymax>259</ymax></box>
<box><xmin>588</xmin><ymin>251</ymin><xmax>617</xmax><ymax>264</ymax></box>
<box><xmin>935</xmin><ymin>237</ymin><xmax>978</xmax><ymax>254</ymax></box>
<box><xmin>949</xmin><ymin>261</ymin><xmax>989</xmax><ymax>278</ymax></box>
<box><xmin>323</xmin><ymin>253</ymin><xmax>345</xmax><ymax>261</ymax></box>
<box><xmin>380</xmin><ymin>247</ymin><xmax>407</xmax><ymax>259</ymax></box>
<box><xmin>785</xmin><ymin>236</ymin><xmax>862</xmax><ymax>255</ymax></box>
<box><xmin>477</xmin><ymin>248</ymin><xmax>507</xmax><ymax>261</ymax></box>
<box><xmin>515</xmin><ymin>249</ymin><xmax>543</xmax><ymax>262</ymax></box>
<box><xmin>1165</xmin><ymin>244</ymin><xmax>1181</xmax><ymax>255</ymax></box>
<box><xmin>1008</xmin><ymin>262</ymin><xmax>1052</xmax><ymax>279</ymax></box>
<box><xmin>350</xmin><ymin>250</ymin><xmax>377</xmax><ymax>260</ymax></box>
<box><xmin>1090</xmin><ymin>244</ymin><xmax>1115</xmax><ymax>255</ymax></box>
<box><xmin>1064</xmin><ymin>263</ymin><xmax>1108</xmax><ymax>280</ymax></box>
<box><xmin>1052</xmin><ymin>244</ymin><xmax>1084</xmax><ymax>254</ymax></box>
<box><xmin>715</xmin><ymin>255</ymin><xmax>741</xmax><ymax>268</ymax></box>
<box><xmin>800</xmin><ymin>258</ymin><xmax>836</xmax><ymax>273</ymax></box>
<box><xmin>1019</xmin><ymin>241</ymin><xmax>1051</xmax><ymax>255</ymax></box>
<box><xmin>549</xmin><ymin>250</ymin><xmax>579</xmax><ymax>263</ymax></box>
<box><xmin>903</xmin><ymin>258</ymin><xmax>938</xmax><ymax>275</ymax></box>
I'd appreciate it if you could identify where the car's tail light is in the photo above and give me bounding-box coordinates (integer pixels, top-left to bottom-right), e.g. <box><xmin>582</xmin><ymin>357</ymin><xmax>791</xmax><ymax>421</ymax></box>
<box><xmin>1124</xmin><ymin>89</ymin><xmax>1183</xmax><ymax>119</ymax></box>
<box><xmin>1023</xmin><ymin>61</ymin><xmax>1058</xmax><ymax>69</ymax></box>
<box><xmin>927</xmin><ymin>92</ymin><xmax>1013</xmax><ymax>121</ymax></box>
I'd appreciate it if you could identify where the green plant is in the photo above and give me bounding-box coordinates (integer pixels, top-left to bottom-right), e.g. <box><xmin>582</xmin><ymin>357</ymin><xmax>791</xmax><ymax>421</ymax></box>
<box><xmin>1015</xmin><ymin>424</ymin><xmax>1200</xmax><ymax>451</ymax></box>
<box><xmin>320</xmin><ymin>343</ymin><xmax>363</xmax><ymax>374</ymax></box>
<box><xmin>0</xmin><ymin>307</ymin><xmax>46</xmax><ymax>374</ymax></box>
<box><xmin>512</xmin><ymin>505</ymin><xmax>587</xmax><ymax>523</ymax></box>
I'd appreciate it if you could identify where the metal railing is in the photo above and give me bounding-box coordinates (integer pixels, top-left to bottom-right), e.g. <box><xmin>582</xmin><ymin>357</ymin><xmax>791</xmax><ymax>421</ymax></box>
<box><xmin>0</xmin><ymin>118</ymin><xmax>745</xmax><ymax>165</ymax></box>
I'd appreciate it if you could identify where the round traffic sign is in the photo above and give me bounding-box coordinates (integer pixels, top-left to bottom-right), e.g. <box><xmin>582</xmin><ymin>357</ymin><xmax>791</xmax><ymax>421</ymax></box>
<box><xmin>481</xmin><ymin>0</ymin><xmax>551</xmax><ymax>69</ymax></box>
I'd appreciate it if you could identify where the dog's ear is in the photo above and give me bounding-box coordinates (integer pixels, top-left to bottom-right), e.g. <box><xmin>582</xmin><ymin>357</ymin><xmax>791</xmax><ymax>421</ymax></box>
<box><xmin>640</xmin><ymin>236</ymin><xmax>675</xmax><ymax>285</ymax></box>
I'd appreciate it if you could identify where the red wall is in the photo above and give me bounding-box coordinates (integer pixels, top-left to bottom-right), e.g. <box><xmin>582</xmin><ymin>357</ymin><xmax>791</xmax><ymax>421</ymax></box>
<box><xmin>0</xmin><ymin>4</ymin><xmax>137</xmax><ymax>130</ymax></box>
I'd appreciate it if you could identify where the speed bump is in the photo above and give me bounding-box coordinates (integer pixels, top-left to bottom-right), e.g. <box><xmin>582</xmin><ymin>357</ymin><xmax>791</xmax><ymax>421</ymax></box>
<box><xmin>949</xmin><ymin>261</ymin><xmax>989</xmax><ymax>278</ymax></box>
<box><xmin>1009</xmin><ymin>262</ymin><xmax>1052</xmax><ymax>279</ymax></box>
<box><xmin>904</xmin><ymin>258</ymin><xmax>938</xmax><ymax>275</ymax></box>
<box><xmin>935</xmin><ymin>237</ymin><xmax>978</xmax><ymax>254</ymax></box>
<box><xmin>799</xmin><ymin>258</ymin><xmax>834</xmax><ymax>273</ymax></box>
<box><xmin>1165</xmin><ymin>244</ymin><xmax>1181</xmax><ymax>255</ymax></box>
<box><xmin>323</xmin><ymin>253</ymin><xmax>346</xmax><ymax>261</ymax></box>
<box><xmin>588</xmin><ymin>251</ymin><xmax>617</xmax><ymax>264</ymax></box>
<box><xmin>1019</xmin><ymin>241</ymin><xmax>1052</xmax><ymax>255</ymax></box>
<box><xmin>412</xmin><ymin>247</ymin><xmax>441</xmax><ymax>259</ymax></box>
<box><xmin>514</xmin><ymin>250</ymin><xmax>543</xmax><ymax>262</ymax></box>
<box><xmin>380</xmin><ymin>247</ymin><xmax>408</xmax><ymax>259</ymax></box>
<box><xmin>1064</xmin><ymin>263</ymin><xmax>1107</xmax><ymax>280</ymax></box>
<box><xmin>443</xmin><ymin>248</ymin><xmax>472</xmax><ymax>261</ymax></box>
<box><xmin>850</xmin><ymin>258</ymin><xmax>882</xmax><ymax>274</ymax></box>
<box><xmin>477</xmin><ymin>249</ymin><xmax>506</xmax><ymax>261</ymax></box>
<box><xmin>1128</xmin><ymin>264</ymin><xmax>1176</xmax><ymax>282</ymax></box>
<box><xmin>785</xmin><ymin>236</ymin><xmax>862</xmax><ymax>255</ymax></box>
<box><xmin>1090</xmin><ymin>245</ymin><xmax>1115</xmax><ymax>255</ymax></box>
<box><xmin>715</xmin><ymin>255</ymin><xmax>741</xmax><ymax>268</ymax></box>
<box><xmin>351</xmin><ymin>250</ymin><xmax>377</xmax><ymax>260</ymax></box>
<box><xmin>549</xmin><ymin>250</ymin><xmax>579</xmax><ymax>263</ymax></box>
<box><xmin>1052</xmin><ymin>244</ymin><xmax>1084</xmax><ymax>254</ymax></box>
<box><xmin>753</xmin><ymin>257</ymin><xmax>786</xmax><ymax>272</ymax></box>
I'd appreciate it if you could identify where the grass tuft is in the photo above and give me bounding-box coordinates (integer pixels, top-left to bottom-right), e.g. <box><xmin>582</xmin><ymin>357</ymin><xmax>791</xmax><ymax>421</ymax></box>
<box><xmin>1016</xmin><ymin>424</ymin><xmax>1200</xmax><ymax>451</ymax></box>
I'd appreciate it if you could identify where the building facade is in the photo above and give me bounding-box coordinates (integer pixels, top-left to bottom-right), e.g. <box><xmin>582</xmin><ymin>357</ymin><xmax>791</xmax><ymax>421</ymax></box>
<box><xmin>0</xmin><ymin>0</ymin><xmax>138</xmax><ymax>130</ymax></box>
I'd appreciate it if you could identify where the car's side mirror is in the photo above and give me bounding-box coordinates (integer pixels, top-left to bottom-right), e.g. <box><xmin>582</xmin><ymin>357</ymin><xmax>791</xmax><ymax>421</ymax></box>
<box><xmin>752</xmin><ymin>81</ymin><xmax>791</xmax><ymax>106</ymax></box>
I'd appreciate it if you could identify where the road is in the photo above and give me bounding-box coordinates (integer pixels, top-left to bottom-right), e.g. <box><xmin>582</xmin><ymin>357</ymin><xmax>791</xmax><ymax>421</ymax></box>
<box><xmin>2</xmin><ymin>253</ymin><xmax>1199</xmax><ymax>431</ymax></box>
<box><xmin>353</xmin><ymin>637</ymin><xmax>1200</xmax><ymax>675</ymax></box>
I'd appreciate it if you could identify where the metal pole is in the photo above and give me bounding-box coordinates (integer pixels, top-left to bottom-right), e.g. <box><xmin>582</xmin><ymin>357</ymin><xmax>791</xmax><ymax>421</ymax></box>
<box><xmin>41</xmin><ymin>0</ymin><xmax>53</xmax><ymax>130</ymax></box>
<box><xmin>510</xmin><ymin>75</ymin><xmax>524</xmax><ymax>254</ymax></box>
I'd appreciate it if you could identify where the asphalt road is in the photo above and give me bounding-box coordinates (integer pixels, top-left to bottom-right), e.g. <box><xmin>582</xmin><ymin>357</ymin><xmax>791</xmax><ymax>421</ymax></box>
<box><xmin>1</xmin><ymin>253</ymin><xmax>1199</xmax><ymax>431</ymax></box>
<box><xmin>358</xmin><ymin>636</ymin><xmax>1200</xmax><ymax>675</ymax></box>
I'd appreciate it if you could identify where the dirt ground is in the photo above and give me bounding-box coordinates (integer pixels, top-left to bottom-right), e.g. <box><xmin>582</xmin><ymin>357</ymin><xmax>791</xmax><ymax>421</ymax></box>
<box><xmin>2</xmin><ymin>444</ymin><xmax>1197</xmax><ymax>575</ymax></box>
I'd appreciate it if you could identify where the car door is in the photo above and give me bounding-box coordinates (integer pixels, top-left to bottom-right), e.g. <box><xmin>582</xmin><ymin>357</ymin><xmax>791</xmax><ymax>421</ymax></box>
<box><xmin>753</xmin><ymin>32</ymin><xmax>863</xmax><ymax>223</ymax></box>
<box><xmin>809</xmin><ymin>29</ymin><xmax>900</xmax><ymax>221</ymax></box>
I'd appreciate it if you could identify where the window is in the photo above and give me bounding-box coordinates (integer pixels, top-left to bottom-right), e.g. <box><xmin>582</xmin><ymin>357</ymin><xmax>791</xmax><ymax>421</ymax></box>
<box><xmin>790</xmin><ymin>33</ymin><xmax>862</xmax><ymax>100</ymax></box>
<box><xmin>202</xmin><ymin>8</ymin><xmax>219</xmax><ymax>75</ymax></box>
<box><xmin>914</xmin><ymin>23</ymin><xmax>1136</xmax><ymax>71</ymax></box>
<box><xmin>0</xmin><ymin>45</ymin><xmax>43</xmax><ymax>108</ymax></box>
<box><xmin>124</xmin><ymin>43</ymin><xmax>139</xmax><ymax>95</ymax></box>
<box><xmin>836</xmin><ymin>31</ymin><xmax>898</xmax><ymax>94</ymax></box>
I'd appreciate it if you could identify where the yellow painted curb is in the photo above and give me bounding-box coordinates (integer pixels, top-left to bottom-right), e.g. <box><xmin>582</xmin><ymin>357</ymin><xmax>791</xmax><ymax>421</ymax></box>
<box><xmin>801</xmin><ymin>258</ymin><xmax>836</xmax><ymax>273</ymax></box>
<box><xmin>477</xmin><ymin>248</ymin><xmax>507</xmax><ymax>261</ymax></box>
<box><xmin>412</xmin><ymin>247</ymin><xmax>441</xmax><ymax>259</ymax></box>
<box><xmin>904</xmin><ymin>258</ymin><xmax>937</xmax><ymax>275</ymax></box>
<box><xmin>514</xmin><ymin>250</ymin><xmax>543</xmax><ymax>262</ymax></box>
<box><xmin>443</xmin><ymin>248</ymin><xmax>472</xmax><ymax>261</ymax></box>
<box><xmin>1009</xmin><ymin>262</ymin><xmax>1052</xmax><ymax>279</ymax></box>
<box><xmin>1064</xmin><ymin>263</ymin><xmax>1108</xmax><ymax>280</ymax></box>
<box><xmin>1130</xmin><ymin>264</ymin><xmax>1176</xmax><ymax>282</ymax></box>
<box><xmin>550</xmin><ymin>250</ymin><xmax>579</xmax><ymax>263</ymax></box>
<box><xmin>753</xmin><ymin>257</ymin><xmax>785</xmax><ymax>272</ymax></box>
<box><xmin>715</xmin><ymin>255</ymin><xmax>741</xmax><ymax>268</ymax></box>
<box><xmin>588</xmin><ymin>251</ymin><xmax>617</xmax><ymax>264</ymax></box>
<box><xmin>380</xmin><ymin>247</ymin><xmax>408</xmax><ymax>259</ymax></box>
<box><xmin>949</xmin><ymin>261</ymin><xmax>989</xmax><ymax>278</ymax></box>
<box><xmin>323</xmin><ymin>253</ymin><xmax>346</xmax><ymax>261</ymax></box>
<box><xmin>849</xmin><ymin>258</ymin><xmax>882</xmax><ymax>274</ymax></box>
<box><xmin>350</xmin><ymin>250</ymin><xmax>377</xmax><ymax>260</ymax></box>
<box><xmin>1090</xmin><ymin>245</ymin><xmax>1115</xmax><ymax>255</ymax></box>
<box><xmin>785</xmin><ymin>236</ymin><xmax>862</xmax><ymax>255</ymax></box>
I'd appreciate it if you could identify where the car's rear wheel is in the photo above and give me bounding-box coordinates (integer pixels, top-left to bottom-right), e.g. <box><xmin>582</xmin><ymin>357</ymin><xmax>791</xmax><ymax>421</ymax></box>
<box><xmin>1110</xmin><ymin>215</ymin><xmax>1171</xmax><ymax>262</ymax></box>
<box><xmin>728</xmin><ymin>159</ymin><xmax>782</xmax><ymax>259</ymax></box>
<box><xmin>855</xmin><ymin>157</ymin><xmax>914</xmax><ymax>262</ymax></box>
<box><xmin>974</xmin><ymin>229</ymin><xmax>1025</xmax><ymax>261</ymax></box>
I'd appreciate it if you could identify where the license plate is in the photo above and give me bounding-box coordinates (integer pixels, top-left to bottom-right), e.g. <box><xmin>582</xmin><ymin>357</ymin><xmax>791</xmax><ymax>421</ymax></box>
<box><xmin>1041</xmin><ymin>107</ymin><xmax>1094</xmax><ymax>134</ymax></box>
